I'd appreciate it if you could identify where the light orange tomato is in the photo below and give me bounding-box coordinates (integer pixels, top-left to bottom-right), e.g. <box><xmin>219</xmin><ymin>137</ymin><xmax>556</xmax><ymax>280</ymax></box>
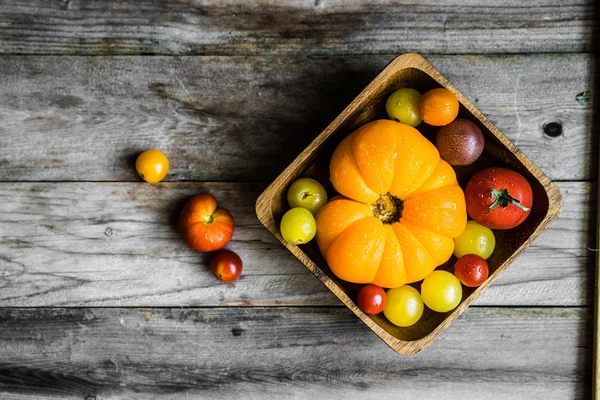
<box><xmin>418</xmin><ymin>88</ymin><xmax>459</xmax><ymax>127</ymax></box>
<box><xmin>316</xmin><ymin>120</ymin><xmax>467</xmax><ymax>288</ymax></box>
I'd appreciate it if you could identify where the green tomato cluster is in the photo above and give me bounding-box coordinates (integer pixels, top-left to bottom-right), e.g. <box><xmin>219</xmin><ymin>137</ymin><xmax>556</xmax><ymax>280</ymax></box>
<box><xmin>280</xmin><ymin>178</ymin><xmax>328</xmax><ymax>245</ymax></box>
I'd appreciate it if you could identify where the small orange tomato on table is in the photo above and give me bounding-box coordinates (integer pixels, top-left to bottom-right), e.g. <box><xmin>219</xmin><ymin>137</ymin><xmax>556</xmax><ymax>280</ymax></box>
<box><xmin>136</xmin><ymin>149</ymin><xmax>169</xmax><ymax>183</ymax></box>
<box><xmin>178</xmin><ymin>193</ymin><xmax>234</xmax><ymax>252</ymax></box>
<box><xmin>418</xmin><ymin>88</ymin><xmax>459</xmax><ymax>126</ymax></box>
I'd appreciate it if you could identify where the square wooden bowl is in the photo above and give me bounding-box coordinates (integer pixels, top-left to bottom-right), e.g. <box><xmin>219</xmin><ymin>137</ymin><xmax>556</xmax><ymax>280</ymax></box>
<box><xmin>255</xmin><ymin>53</ymin><xmax>563</xmax><ymax>355</ymax></box>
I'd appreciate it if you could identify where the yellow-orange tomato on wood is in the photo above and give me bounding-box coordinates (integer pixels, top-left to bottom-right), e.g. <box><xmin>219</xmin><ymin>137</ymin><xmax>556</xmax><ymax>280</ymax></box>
<box><xmin>136</xmin><ymin>149</ymin><xmax>169</xmax><ymax>183</ymax></box>
<box><xmin>316</xmin><ymin>120</ymin><xmax>467</xmax><ymax>288</ymax></box>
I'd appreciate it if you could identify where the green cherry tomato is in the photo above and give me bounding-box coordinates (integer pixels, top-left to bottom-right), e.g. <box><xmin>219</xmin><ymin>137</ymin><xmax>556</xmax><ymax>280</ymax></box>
<box><xmin>453</xmin><ymin>220</ymin><xmax>496</xmax><ymax>260</ymax></box>
<box><xmin>280</xmin><ymin>207</ymin><xmax>317</xmax><ymax>245</ymax></box>
<box><xmin>421</xmin><ymin>271</ymin><xmax>462</xmax><ymax>313</ymax></box>
<box><xmin>385</xmin><ymin>88</ymin><xmax>422</xmax><ymax>127</ymax></box>
<box><xmin>287</xmin><ymin>178</ymin><xmax>328</xmax><ymax>215</ymax></box>
<box><xmin>383</xmin><ymin>285</ymin><xmax>424</xmax><ymax>327</ymax></box>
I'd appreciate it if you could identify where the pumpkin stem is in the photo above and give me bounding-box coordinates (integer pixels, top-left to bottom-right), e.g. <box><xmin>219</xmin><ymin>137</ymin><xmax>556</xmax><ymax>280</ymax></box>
<box><xmin>488</xmin><ymin>188</ymin><xmax>530</xmax><ymax>212</ymax></box>
<box><xmin>373</xmin><ymin>193</ymin><xmax>404</xmax><ymax>224</ymax></box>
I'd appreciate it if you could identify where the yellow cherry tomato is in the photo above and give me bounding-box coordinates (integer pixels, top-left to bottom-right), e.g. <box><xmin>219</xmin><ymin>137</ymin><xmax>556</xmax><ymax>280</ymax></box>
<box><xmin>421</xmin><ymin>271</ymin><xmax>462</xmax><ymax>313</ymax></box>
<box><xmin>453</xmin><ymin>220</ymin><xmax>496</xmax><ymax>260</ymax></box>
<box><xmin>136</xmin><ymin>150</ymin><xmax>169</xmax><ymax>183</ymax></box>
<box><xmin>383</xmin><ymin>285</ymin><xmax>424</xmax><ymax>327</ymax></box>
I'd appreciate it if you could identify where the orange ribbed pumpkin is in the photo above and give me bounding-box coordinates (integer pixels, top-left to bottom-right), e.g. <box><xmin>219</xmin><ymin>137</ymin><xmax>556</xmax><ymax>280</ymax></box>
<box><xmin>316</xmin><ymin>120</ymin><xmax>467</xmax><ymax>288</ymax></box>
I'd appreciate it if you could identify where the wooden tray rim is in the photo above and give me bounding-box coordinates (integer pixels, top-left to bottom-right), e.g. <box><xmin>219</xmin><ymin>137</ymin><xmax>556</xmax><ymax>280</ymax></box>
<box><xmin>255</xmin><ymin>53</ymin><xmax>563</xmax><ymax>355</ymax></box>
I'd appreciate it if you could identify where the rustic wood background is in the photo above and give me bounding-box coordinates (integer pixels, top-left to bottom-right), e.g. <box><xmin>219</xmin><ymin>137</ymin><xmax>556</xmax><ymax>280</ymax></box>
<box><xmin>0</xmin><ymin>0</ymin><xmax>597</xmax><ymax>398</ymax></box>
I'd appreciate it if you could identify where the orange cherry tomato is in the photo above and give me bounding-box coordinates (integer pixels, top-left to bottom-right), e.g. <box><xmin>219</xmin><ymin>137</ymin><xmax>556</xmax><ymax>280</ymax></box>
<box><xmin>418</xmin><ymin>88</ymin><xmax>459</xmax><ymax>127</ymax></box>
<box><xmin>136</xmin><ymin>149</ymin><xmax>169</xmax><ymax>183</ymax></box>
<box><xmin>178</xmin><ymin>193</ymin><xmax>235</xmax><ymax>252</ymax></box>
<box><xmin>211</xmin><ymin>250</ymin><xmax>243</xmax><ymax>282</ymax></box>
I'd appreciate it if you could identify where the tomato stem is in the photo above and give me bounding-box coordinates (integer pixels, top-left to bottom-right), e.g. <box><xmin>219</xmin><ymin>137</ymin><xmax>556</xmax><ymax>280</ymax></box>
<box><xmin>488</xmin><ymin>188</ymin><xmax>530</xmax><ymax>212</ymax></box>
<box><xmin>373</xmin><ymin>193</ymin><xmax>404</xmax><ymax>224</ymax></box>
<box><xmin>203</xmin><ymin>215</ymin><xmax>214</xmax><ymax>224</ymax></box>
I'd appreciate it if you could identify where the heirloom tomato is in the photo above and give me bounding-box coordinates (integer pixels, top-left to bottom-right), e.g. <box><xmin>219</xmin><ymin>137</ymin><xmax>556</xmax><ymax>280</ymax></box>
<box><xmin>179</xmin><ymin>193</ymin><xmax>235</xmax><ymax>252</ymax></box>
<box><xmin>315</xmin><ymin>120</ymin><xmax>467</xmax><ymax>288</ymax></box>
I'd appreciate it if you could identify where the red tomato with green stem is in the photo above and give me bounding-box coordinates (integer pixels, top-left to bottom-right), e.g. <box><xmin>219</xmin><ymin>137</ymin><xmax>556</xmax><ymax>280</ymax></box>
<box><xmin>465</xmin><ymin>168</ymin><xmax>533</xmax><ymax>230</ymax></box>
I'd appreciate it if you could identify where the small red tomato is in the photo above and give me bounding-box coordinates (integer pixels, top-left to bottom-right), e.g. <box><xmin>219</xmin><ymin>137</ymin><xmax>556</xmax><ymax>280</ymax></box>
<box><xmin>454</xmin><ymin>254</ymin><xmax>489</xmax><ymax>287</ymax></box>
<box><xmin>465</xmin><ymin>167</ymin><xmax>533</xmax><ymax>230</ymax></box>
<box><xmin>178</xmin><ymin>193</ymin><xmax>235</xmax><ymax>252</ymax></box>
<box><xmin>357</xmin><ymin>285</ymin><xmax>387</xmax><ymax>315</ymax></box>
<box><xmin>210</xmin><ymin>250</ymin><xmax>243</xmax><ymax>282</ymax></box>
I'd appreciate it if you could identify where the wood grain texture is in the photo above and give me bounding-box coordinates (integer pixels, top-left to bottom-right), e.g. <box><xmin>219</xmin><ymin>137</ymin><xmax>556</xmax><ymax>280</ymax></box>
<box><xmin>0</xmin><ymin>181</ymin><xmax>593</xmax><ymax>307</ymax></box>
<box><xmin>0</xmin><ymin>0</ymin><xmax>594</xmax><ymax>56</ymax></box>
<box><xmin>0</xmin><ymin>54</ymin><xmax>594</xmax><ymax>182</ymax></box>
<box><xmin>0</xmin><ymin>307</ymin><xmax>591</xmax><ymax>399</ymax></box>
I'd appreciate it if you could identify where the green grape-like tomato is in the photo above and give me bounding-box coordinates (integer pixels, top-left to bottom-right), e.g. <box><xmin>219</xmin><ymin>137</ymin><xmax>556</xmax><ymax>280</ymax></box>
<box><xmin>287</xmin><ymin>178</ymin><xmax>328</xmax><ymax>215</ymax></box>
<box><xmin>421</xmin><ymin>271</ymin><xmax>462</xmax><ymax>313</ymax></box>
<box><xmin>383</xmin><ymin>285</ymin><xmax>424</xmax><ymax>327</ymax></box>
<box><xmin>385</xmin><ymin>88</ymin><xmax>422</xmax><ymax>127</ymax></box>
<box><xmin>280</xmin><ymin>207</ymin><xmax>317</xmax><ymax>245</ymax></box>
<box><xmin>453</xmin><ymin>220</ymin><xmax>496</xmax><ymax>259</ymax></box>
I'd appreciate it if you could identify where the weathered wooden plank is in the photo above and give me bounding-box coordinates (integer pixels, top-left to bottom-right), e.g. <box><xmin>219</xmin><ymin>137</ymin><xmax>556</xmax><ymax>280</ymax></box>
<box><xmin>0</xmin><ymin>181</ymin><xmax>593</xmax><ymax>307</ymax></box>
<box><xmin>0</xmin><ymin>0</ymin><xmax>594</xmax><ymax>55</ymax></box>
<box><xmin>0</xmin><ymin>307</ymin><xmax>591</xmax><ymax>399</ymax></box>
<box><xmin>0</xmin><ymin>54</ymin><xmax>594</xmax><ymax>181</ymax></box>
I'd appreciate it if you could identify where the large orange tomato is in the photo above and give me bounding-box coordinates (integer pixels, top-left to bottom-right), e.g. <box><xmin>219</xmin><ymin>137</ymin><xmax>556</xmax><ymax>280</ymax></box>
<box><xmin>316</xmin><ymin>120</ymin><xmax>467</xmax><ymax>288</ymax></box>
